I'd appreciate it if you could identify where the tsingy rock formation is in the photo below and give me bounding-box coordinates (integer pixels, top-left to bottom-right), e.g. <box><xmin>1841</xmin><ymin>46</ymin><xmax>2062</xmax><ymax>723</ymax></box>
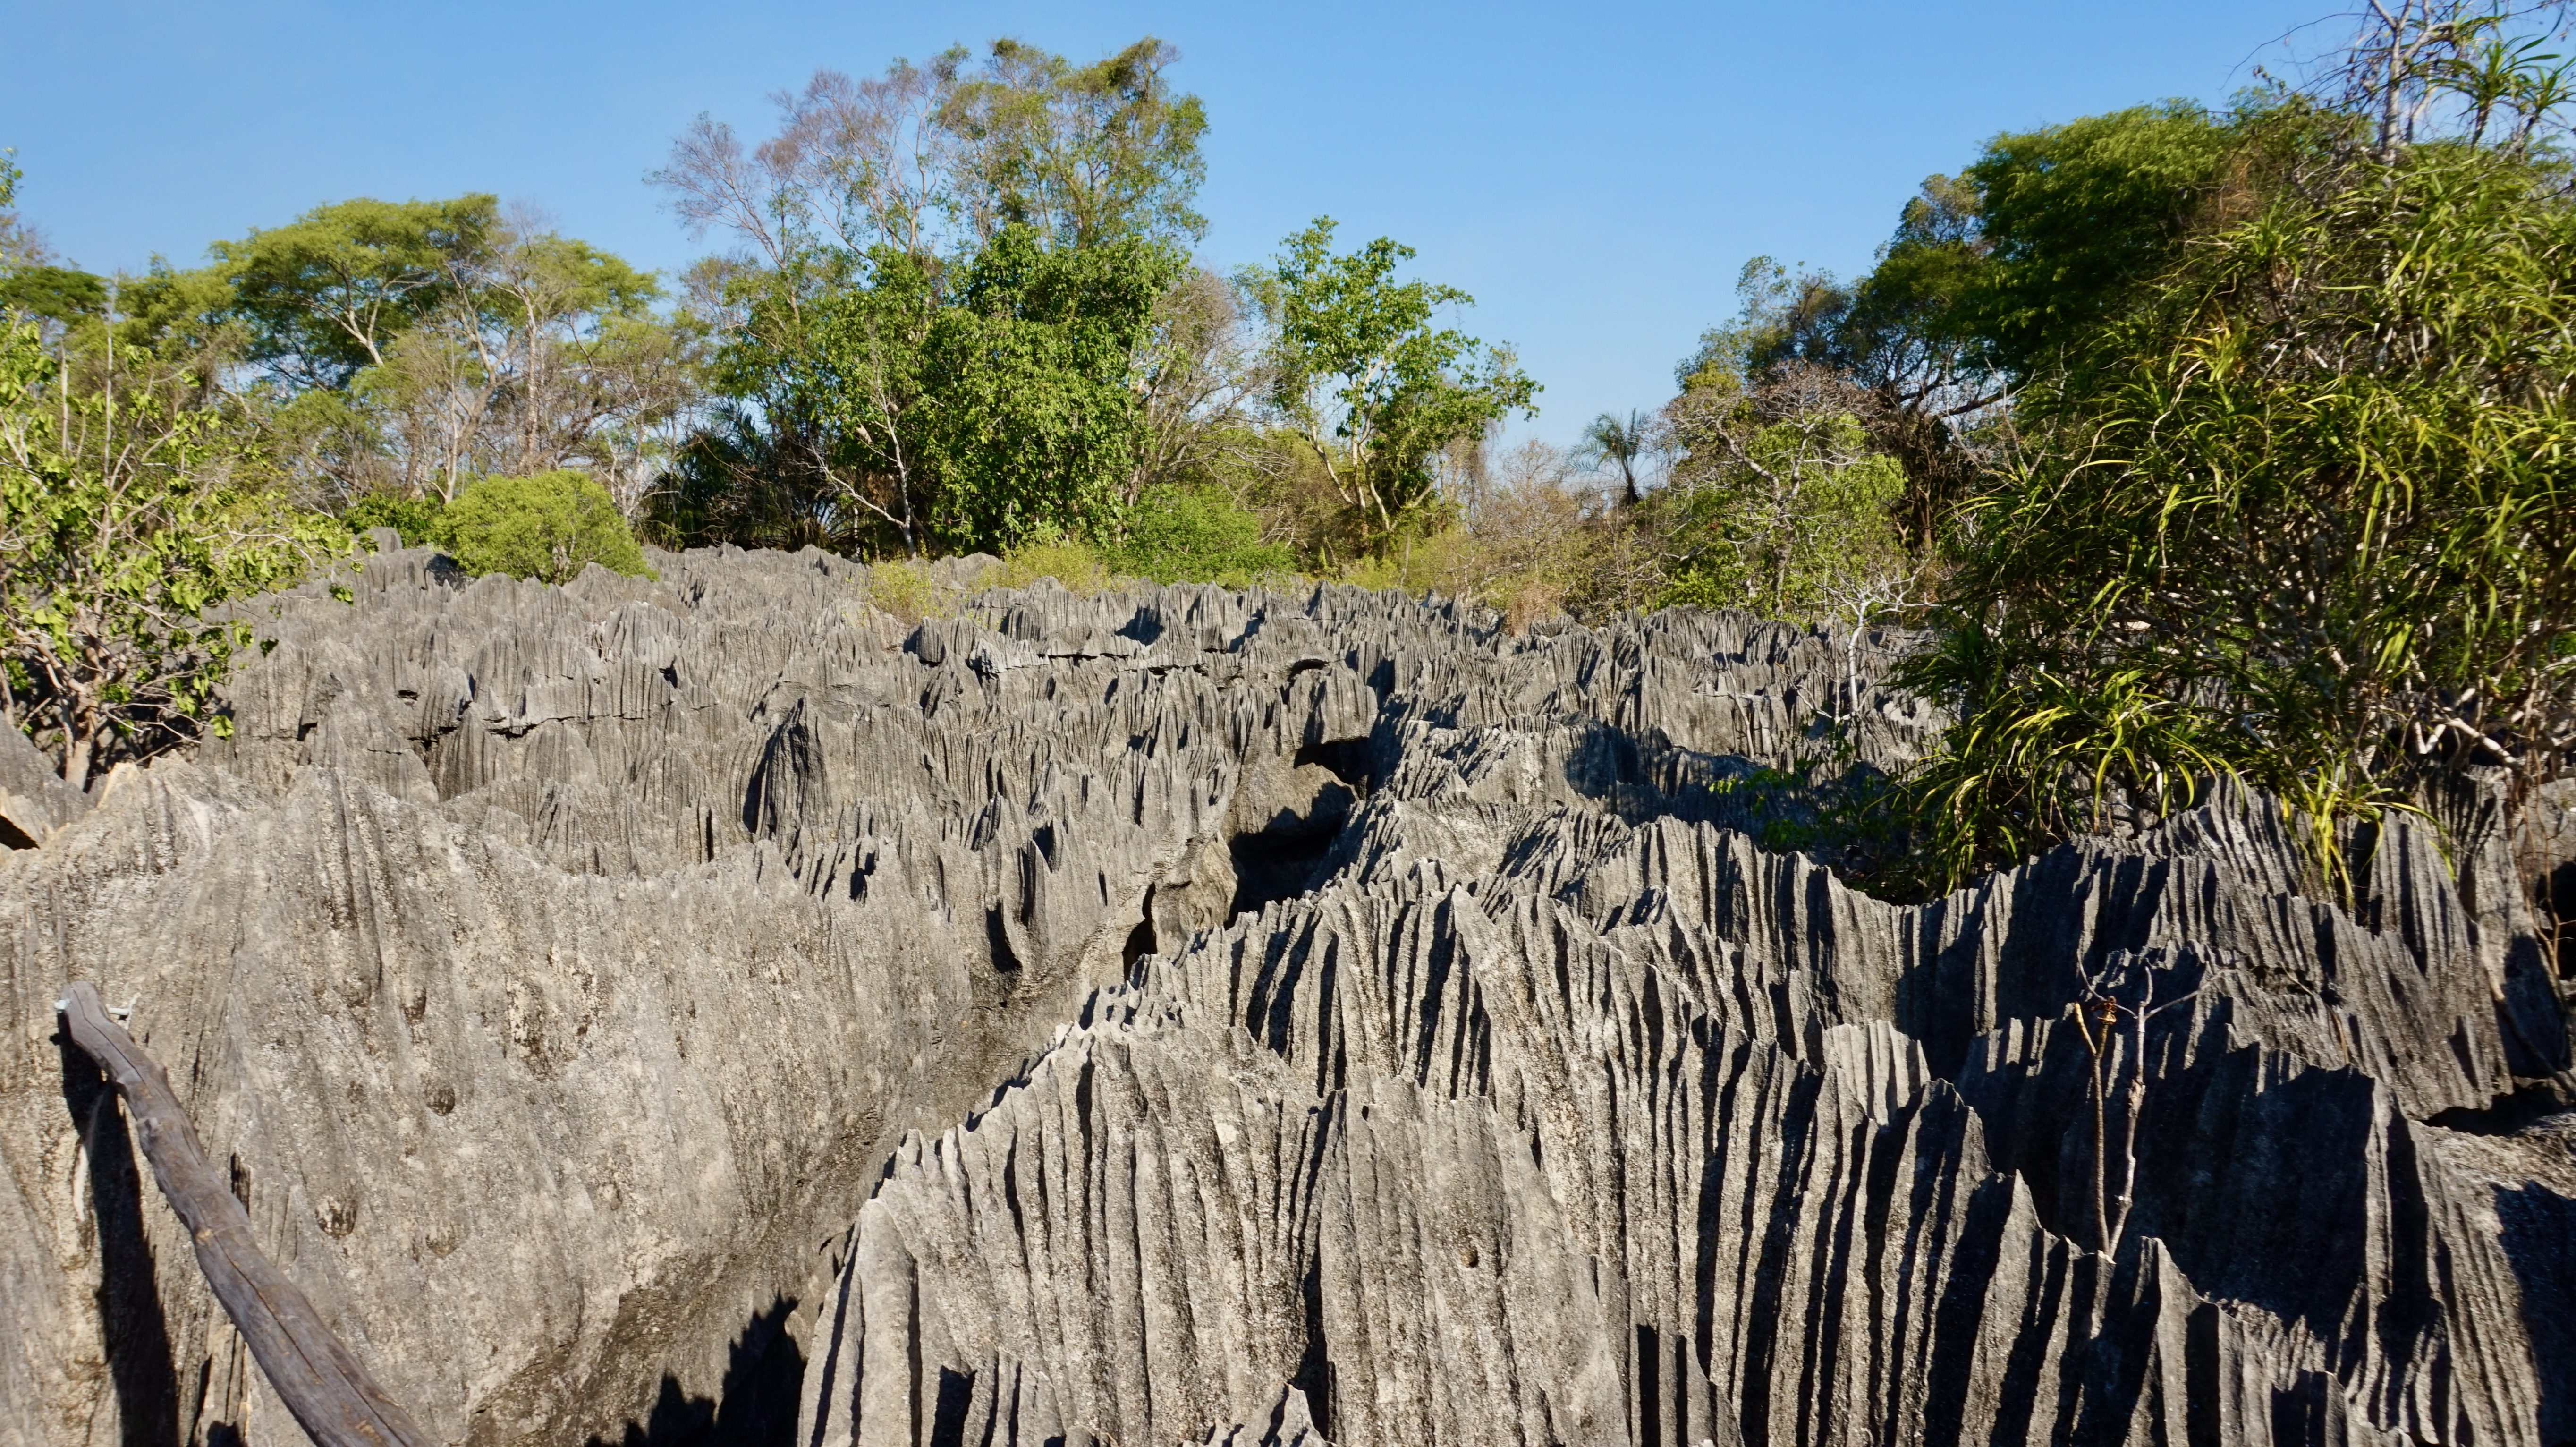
<box><xmin>1</xmin><ymin>544</ymin><xmax>2567</xmax><ymax>1446</ymax></box>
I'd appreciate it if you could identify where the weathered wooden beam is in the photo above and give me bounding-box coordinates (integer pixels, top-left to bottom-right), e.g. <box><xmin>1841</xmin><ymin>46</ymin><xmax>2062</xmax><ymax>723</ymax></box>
<box><xmin>58</xmin><ymin>981</ymin><xmax>434</xmax><ymax>1447</ymax></box>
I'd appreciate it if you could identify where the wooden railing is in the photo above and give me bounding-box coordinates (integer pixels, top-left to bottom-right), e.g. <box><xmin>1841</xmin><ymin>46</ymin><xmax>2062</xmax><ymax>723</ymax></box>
<box><xmin>59</xmin><ymin>981</ymin><xmax>435</xmax><ymax>1447</ymax></box>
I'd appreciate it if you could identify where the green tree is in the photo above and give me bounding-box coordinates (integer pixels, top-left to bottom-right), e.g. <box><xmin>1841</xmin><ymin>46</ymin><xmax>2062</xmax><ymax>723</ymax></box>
<box><xmin>1264</xmin><ymin>218</ymin><xmax>1538</xmax><ymax>557</ymax></box>
<box><xmin>650</xmin><ymin>37</ymin><xmax>1212</xmax><ymax>557</ymax></box>
<box><xmin>1682</xmin><ymin>108</ymin><xmax>2242</xmax><ymax>544</ymax></box>
<box><xmin>0</xmin><ymin>265</ymin><xmax>106</xmax><ymax>327</ymax></box>
<box><xmin>0</xmin><ymin>317</ymin><xmax>349</xmax><ymax>787</ymax></box>
<box><xmin>115</xmin><ymin>196</ymin><xmax>690</xmax><ymax>514</ymax></box>
<box><xmin>214</xmin><ymin>195</ymin><xmax>500</xmax><ymax>391</ymax></box>
<box><xmin>346</xmin><ymin>220</ymin><xmax>681</xmax><ymax>505</ymax></box>
<box><xmin>1574</xmin><ymin>409</ymin><xmax>1653</xmax><ymax>506</ymax></box>
<box><xmin>1828</xmin><ymin>177</ymin><xmax>2007</xmax><ymax>537</ymax></box>
<box><xmin>922</xmin><ymin>224</ymin><xmax>1182</xmax><ymax>551</ymax></box>
<box><xmin>1128</xmin><ymin>267</ymin><xmax>1268</xmax><ymax>502</ymax></box>
<box><xmin>805</xmin><ymin>246</ymin><xmax>943</xmax><ymax>554</ymax></box>
<box><xmin>654</xmin><ymin>36</ymin><xmax>1210</xmax><ymax>268</ymax></box>
<box><xmin>1655</xmin><ymin>363</ymin><xmax>1908</xmax><ymax>624</ymax></box>
<box><xmin>937</xmin><ymin>37</ymin><xmax>1210</xmax><ymax>249</ymax></box>
<box><xmin>1957</xmin><ymin>102</ymin><xmax>2246</xmax><ymax>380</ymax></box>
<box><xmin>435</xmin><ymin>469</ymin><xmax>651</xmax><ymax>583</ymax></box>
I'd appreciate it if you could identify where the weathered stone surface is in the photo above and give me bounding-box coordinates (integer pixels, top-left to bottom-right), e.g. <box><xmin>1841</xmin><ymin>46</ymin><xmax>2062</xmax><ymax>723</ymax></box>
<box><xmin>2</xmin><ymin>543</ymin><xmax>2567</xmax><ymax>1447</ymax></box>
<box><xmin>0</xmin><ymin>717</ymin><xmax>86</xmax><ymax>848</ymax></box>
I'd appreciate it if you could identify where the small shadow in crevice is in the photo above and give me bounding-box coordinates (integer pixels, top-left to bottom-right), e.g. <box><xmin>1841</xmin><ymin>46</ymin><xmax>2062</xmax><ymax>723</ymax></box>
<box><xmin>1121</xmin><ymin>885</ymin><xmax>1159</xmax><ymax>970</ymax></box>
<box><xmin>592</xmin><ymin>1297</ymin><xmax>805</xmax><ymax>1447</ymax></box>
<box><xmin>59</xmin><ymin>1030</ymin><xmax>182</xmax><ymax>1447</ymax></box>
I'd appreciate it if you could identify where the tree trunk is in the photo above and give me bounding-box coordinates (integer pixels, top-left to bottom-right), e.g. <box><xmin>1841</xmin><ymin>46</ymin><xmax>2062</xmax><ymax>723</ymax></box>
<box><xmin>63</xmin><ymin>716</ymin><xmax>93</xmax><ymax>792</ymax></box>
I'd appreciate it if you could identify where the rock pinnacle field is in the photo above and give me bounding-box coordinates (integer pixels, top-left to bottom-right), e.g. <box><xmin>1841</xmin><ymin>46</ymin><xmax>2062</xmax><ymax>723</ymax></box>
<box><xmin>4</xmin><ymin>543</ymin><xmax>2569</xmax><ymax>1446</ymax></box>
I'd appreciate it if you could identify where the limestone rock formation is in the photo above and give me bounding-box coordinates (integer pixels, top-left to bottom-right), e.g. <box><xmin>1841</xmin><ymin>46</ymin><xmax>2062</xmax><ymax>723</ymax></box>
<box><xmin>1</xmin><ymin>543</ymin><xmax>2567</xmax><ymax>1447</ymax></box>
<box><xmin>0</xmin><ymin>718</ymin><xmax>86</xmax><ymax>848</ymax></box>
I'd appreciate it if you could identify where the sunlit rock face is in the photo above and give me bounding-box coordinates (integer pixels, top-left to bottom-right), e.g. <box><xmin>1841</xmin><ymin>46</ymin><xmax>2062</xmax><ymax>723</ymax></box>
<box><xmin>2</xmin><ymin>544</ymin><xmax>2565</xmax><ymax>1447</ymax></box>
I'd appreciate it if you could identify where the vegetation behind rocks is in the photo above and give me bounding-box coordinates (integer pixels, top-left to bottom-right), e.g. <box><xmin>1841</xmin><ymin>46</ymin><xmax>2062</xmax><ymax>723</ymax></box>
<box><xmin>2</xmin><ymin>7</ymin><xmax>2570</xmax><ymax>895</ymax></box>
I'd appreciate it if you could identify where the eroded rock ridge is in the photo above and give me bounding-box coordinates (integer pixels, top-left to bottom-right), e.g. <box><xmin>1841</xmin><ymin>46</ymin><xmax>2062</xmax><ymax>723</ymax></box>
<box><xmin>2</xmin><ymin>544</ymin><xmax>2568</xmax><ymax>1447</ymax></box>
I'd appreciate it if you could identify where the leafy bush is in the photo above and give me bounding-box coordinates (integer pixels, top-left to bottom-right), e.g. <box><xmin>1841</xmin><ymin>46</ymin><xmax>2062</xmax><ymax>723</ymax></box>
<box><xmin>344</xmin><ymin>493</ymin><xmax>445</xmax><ymax>547</ymax></box>
<box><xmin>1652</xmin><ymin>364</ymin><xmax>1911</xmax><ymax>625</ymax></box>
<box><xmin>1897</xmin><ymin>139</ymin><xmax>2576</xmax><ymax>894</ymax></box>
<box><xmin>992</xmin><ymin>534</ymin><xmax>1120</xmax><ymax>595</ymax></box>
<box><xmin>863</xmin><ymin>559</ymin><xmax>963</xmax><ymax>624</ymax></box>
<box><xmin>434</xmin><ymin>470</ymin><xmax>652</xmax><ymax>584</ymax></box>
<box><xmin>1105</xmin><ymin>485</ymin><xmax>1294</xmax><ymax>586</ymax></box>
<box><xmin>1</xmin><ymin>318</ymin><xmax>352</xmax><ymax>786</ymax></box>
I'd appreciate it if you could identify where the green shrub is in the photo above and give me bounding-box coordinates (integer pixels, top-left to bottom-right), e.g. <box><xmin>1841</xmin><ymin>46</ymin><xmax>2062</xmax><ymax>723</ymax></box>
<box><xmin>435</xmin><ymin>470</ymin><xmax>652</xmax><ymax>584</ymax></box>
<box><xmin>993</xmin><ymin>534</ymin><xmax>1119</xmax><ymax>595</ymax></box>
<box><xmin>1105</xmin><ymin>485</ymin><xmax>1295</xmax><ymax>586</ymax></box>
<box><xmin>344</xmin><ymin>493</ymin><xmax>446</xmax><ymax>548</ymax></box>
<box><xmin>1895</xmin><ymin>141</ymin><xmax>2576</xmax><ymax>897</ymax></box>
<box><xmin>864</xmin><ymin>559</ymin><xmax>964</xmax><ymax>623</ymax></box>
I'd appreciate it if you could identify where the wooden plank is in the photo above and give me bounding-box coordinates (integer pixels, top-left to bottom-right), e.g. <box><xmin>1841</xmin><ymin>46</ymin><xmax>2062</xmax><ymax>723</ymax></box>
<box><xmin>58</xmin><ymin>981</ymin><xmax>436</xmax><ymax>1447</ymax></box>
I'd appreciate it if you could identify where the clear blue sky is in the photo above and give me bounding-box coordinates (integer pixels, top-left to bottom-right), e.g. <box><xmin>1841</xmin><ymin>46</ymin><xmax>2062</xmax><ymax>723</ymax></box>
<box><xmin>3</xmin><ymin>0</ymin><xmax>2330</xmax><ymax>447</ymax></box>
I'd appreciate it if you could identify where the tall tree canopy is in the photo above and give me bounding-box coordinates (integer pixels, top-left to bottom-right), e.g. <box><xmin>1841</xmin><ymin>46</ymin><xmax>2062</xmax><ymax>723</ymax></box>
<box><xmin>1954</xmin><ymin>102</ymin><xmax>2246</xmax><ymax>379</ymax></box>
<box><xmin>213</xmin><ymin>195</ymin><xmax>501</xmax><ymax>391</ymax></box>
<box><xmin>937</xmin><ymin>37</ymin><xmax>1209</xmax><ymax>250</ymax></box>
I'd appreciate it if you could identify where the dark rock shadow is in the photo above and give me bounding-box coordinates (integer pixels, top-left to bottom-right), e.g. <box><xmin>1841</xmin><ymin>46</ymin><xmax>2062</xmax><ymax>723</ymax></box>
<box><xmin>1121</xmin><ymin>885</ymin><xmax>1159</xmax><ymax>971</ymax></box>
<box><xmin>58</xmin><ymin>1028</ymin><xmax>181</xmax><ymax>1447</ymax></box>
<box><xmin>2497</xmin><ymin>1180</ymin><xmax>2576</xmax><ymax>1446</ymax></box>
<box><xmin>591</xmin><ymin>1297</ymin><xmax>805</xmax><ymax>1447</ymax></box>
<box><xmin>1230</xmin><ymin>803</ymin><xmax>1349</xmax><ymax>922</ymax></box>
<box><xmin>1294</xmin><ymin>737</ymin><xmax>1377</xmax><ymax>798</ymax></box>
<box><xmin>1228</xmin><ymin>832</ymin><xmax>1338</xmax><ymax>921</ymax></box>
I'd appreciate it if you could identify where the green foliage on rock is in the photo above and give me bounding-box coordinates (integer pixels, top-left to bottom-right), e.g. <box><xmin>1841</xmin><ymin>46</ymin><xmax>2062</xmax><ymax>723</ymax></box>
<box><xmin>344</xmin><ymin>493</ymin><xmax>447</xmax><ymax>547</ymax></box>
<box><xmin>992</xmin><ymin>533</ymin><xmax>1121</xmax><ymax>595</ymax></box>
<box><xmin>434</xmin><ymin>470</ymin><xmax>652</xmax><ymax>584</ymax></box>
